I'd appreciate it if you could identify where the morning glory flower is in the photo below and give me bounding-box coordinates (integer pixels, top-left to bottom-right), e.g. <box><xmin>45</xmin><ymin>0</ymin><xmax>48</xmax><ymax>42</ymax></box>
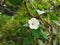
<box><xmin>28</xmin><ymin>18</ymin><xmax>40</xmax><ymax>30</ymax></box>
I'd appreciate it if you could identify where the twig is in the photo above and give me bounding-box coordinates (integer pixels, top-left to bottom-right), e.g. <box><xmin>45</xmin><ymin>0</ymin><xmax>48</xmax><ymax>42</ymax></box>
<box><xmin>24</xmin><ymin>0</ymin><xmax>35</xmax><ymax>17</ymax></box>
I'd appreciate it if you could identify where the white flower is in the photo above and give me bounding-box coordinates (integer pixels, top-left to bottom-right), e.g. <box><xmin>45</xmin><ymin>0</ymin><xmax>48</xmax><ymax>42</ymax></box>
<box><xmin>36</xmin><ymin>9</ymin><xmax>46</xmax><ymax>15</ymax></box>
<box><xmin>28</xmin><ymin>18</ymin><xmax>39</xmax><ymax>30</ymax></box>
<box><xmin>36</xmin><ymin>9</ymin><xmax>53</xmax><ymax>15</ymax></box>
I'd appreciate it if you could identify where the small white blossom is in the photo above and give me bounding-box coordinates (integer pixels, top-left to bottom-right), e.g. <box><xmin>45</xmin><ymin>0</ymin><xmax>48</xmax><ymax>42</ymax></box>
<box><xmin>36</xmin><ymin>9</ymin><xmax>53</xmax><ymax>15</ymax></box>
<box><xmin>28</xmin><ymin>18</ymin><xmax>39</xmax><ymax>30</ymax></box>
<box><xmin>36</xmin><ymin>9</ymin><xmax>46</xmax><ymax>15</ymax></box>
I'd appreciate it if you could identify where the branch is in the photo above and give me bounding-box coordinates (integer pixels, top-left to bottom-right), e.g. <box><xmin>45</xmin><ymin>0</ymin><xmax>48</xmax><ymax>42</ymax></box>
<box><xmin>24</xmin><ymin>0</ymin><xmax>35</xmax><ymax>17</ymax></box>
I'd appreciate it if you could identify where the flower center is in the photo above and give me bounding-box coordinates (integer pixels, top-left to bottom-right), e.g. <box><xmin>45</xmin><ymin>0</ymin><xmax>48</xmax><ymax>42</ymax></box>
<box><xmin>32</xmin><ymin>22</ymin><xmax>34</xmax><ymax>25</ymax></box>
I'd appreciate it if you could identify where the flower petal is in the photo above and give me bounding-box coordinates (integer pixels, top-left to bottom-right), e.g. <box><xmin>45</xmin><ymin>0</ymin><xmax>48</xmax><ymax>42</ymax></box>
<box><xmin>28</xmin><ymin>18</ymin><xmax>40</xmax><ymax>30</ymax></box>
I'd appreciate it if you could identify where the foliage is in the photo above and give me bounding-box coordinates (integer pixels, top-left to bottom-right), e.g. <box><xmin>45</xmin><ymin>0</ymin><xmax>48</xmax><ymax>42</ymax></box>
<box><xmin>0</xmin><ymin>0</ymin><xmax>60</xmax><ymax>45</ymax></box>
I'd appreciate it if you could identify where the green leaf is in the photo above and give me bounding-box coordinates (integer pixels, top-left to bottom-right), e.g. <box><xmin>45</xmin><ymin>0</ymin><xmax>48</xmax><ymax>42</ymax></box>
<box><xmin>0</xmin><ymin>43</ymin><xmax>3</xmax><ymax>45</ymax></box>
<box><xmin>41</xmin><ymin>34</ymin><xmax>48</xmax><ymax>40</ymax></box>
<box><xmin>32</xmin><ymin>28</ymin><xmax>41</xmax><ymax>38</ymax></box>
<box><xmin>23</xmin><ymin>37</ymin><xmax>34</xmax><ymax>45</ymax></box>
<box><xmin>52</xmin><ymin>20</ymin><xmax>60</xmax><ymax>26</ymax></box>
<box><xmin>49</xmin><ymin>12</ymin><xmax>58</xmax><ymax>21</ymax></box>
<box><xmin>7</xmin><ymin>0</ymin><xmax>23</xmax><ymax>6</ymax></box>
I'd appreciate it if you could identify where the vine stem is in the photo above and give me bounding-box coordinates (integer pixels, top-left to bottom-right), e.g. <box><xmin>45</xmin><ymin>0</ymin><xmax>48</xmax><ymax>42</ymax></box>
<box><xmin>24</xmin><ymin>0</ymin><xmax>55</xmax><ymax>45</ymax></box>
